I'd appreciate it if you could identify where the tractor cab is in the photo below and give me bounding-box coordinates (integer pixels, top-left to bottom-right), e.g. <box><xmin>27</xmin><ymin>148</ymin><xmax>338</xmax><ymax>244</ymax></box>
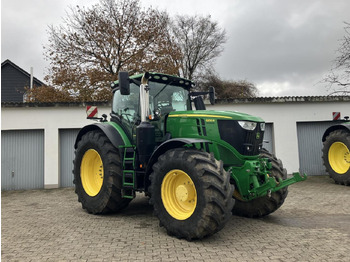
<box><xmin>111</xmin><ymin>72</ymin><xmax>212</xmax><ymax>144</ymax></box>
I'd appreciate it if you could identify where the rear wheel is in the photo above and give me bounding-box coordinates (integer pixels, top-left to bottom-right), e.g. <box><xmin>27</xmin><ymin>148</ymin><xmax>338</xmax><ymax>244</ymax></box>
<box><xmin>232</xmin><ymin>149</ymin><xmax>288</xmax><ymax>218</ymax></box>
<box><xmin>149</xmin><ymin>148</ymin><xmax>234</xmax><ymax>240</ymax></box>
<box><xmin>73</xmin><ymin>130</ymin><xmax>131</xmax><ymax>214</ymax></box>
<box><xmin>322</xmin><ymin>129</ymin><xmax>350</xmax><ymax>186</ymax></box>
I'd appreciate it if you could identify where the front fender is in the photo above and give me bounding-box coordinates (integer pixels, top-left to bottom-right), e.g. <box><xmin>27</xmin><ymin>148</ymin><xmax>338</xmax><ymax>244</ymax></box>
<box><xmin>74</xmin><ymin>122</ymin><xmax>132</xmax><ymax>149</ymax></box>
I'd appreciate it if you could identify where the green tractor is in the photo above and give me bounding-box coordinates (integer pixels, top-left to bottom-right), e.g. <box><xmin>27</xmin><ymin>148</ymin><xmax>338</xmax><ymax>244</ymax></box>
<box><xmin>73</xmin><ymin>72</ymin><xmax>306</xmax><ymax>240</ymax></box>
<box><xmin>322</xmin><ymin>118</ymin><xmax>350</xmax><ymax>185</ymax></box>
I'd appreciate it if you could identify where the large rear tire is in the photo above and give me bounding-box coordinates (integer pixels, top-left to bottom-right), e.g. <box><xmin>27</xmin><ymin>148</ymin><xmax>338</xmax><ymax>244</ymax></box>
<box><xmin>73</xmin><ymin>130</ymin><xmax>131</xmax><ymax>214</ymax></box>
<box><xmin>149</xmin><ymin>148</ymin><xmax>234</xmax><ymax>240</ymax></box>
<box><xmin>232</xmin><ymin>149</ymin><xmax>288</xmax><ymax>218</ymax></box>
<box><xmin>322</xmin><ymin>129</ymin><xmax>350</xmax><ymax>186</ymax></box>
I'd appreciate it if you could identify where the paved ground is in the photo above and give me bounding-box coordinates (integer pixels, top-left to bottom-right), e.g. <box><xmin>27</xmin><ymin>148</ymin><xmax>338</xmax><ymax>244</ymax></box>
<box><xmin>2</xmin><ymin>176</ymin><xmax>350</xmax><ymax>262</ymax></box>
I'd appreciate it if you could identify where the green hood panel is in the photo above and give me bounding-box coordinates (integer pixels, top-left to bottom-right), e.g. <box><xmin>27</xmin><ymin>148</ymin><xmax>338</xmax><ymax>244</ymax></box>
<box><xmin>168</xmin><ymin>110</ymin><xmax>264</xmax><ymax>122</ymax></box>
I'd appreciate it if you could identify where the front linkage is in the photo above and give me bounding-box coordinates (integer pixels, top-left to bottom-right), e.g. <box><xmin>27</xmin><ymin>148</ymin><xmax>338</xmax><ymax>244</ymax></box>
<box><xmin>231</xmin><ymin>157</ymin><xmax>307</xmax><ymax>201</ymax></box>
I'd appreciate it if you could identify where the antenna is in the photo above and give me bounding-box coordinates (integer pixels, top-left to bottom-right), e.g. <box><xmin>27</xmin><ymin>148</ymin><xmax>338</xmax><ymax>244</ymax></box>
<box><xmin>30</xmin><ymin>67</ymin><xmax>34</xmax><ymax>89</ymax></box>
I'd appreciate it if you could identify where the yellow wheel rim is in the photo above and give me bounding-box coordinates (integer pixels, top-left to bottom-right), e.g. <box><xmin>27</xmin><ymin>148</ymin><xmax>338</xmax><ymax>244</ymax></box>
<box><xmin>81</xmin><ymin>149</ymin><xmax>104</xmax><ymax>196</ymax></box>
<box><xmin>329</xmin><ymin>142</ymin><xmax>350</xmax><ymax>174</ymax></box>
<box><xmin>161</xmin><ymin>169</ymin><xmax>197</xmax><ymax>220</ymax></box>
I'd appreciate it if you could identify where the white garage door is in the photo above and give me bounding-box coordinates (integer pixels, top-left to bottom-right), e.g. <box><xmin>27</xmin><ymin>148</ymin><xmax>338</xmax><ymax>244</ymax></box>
<box><xmin>263</xmin><ymin>123</ymin><xmax>274</xmax><ymax>154</ymax></box>
<box><xmin>297</xmin><ymin>121</ymin><xmax>336</xmax><ymax>176</ymax></box>
<box><xmin>60</xmin><ymin>129</ymin><xmax>80</xmax><ymax>187</ymax></box>
<box><xmin>1</xmin><ymin>130</ymin><xmax>44</xmax><ymax>190</ymax></box>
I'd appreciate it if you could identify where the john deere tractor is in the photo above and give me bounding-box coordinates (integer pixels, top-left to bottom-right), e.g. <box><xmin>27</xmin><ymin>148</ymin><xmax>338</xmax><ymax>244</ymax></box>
<box><xmin>73</xmin><ymin>72</ymin><xmax>306</xmax><ymax>240</ymax></box>
<box><xmin>322</xmin><ymin>119</ymin><xmax>350</xmax><ymax>185</ymax></box>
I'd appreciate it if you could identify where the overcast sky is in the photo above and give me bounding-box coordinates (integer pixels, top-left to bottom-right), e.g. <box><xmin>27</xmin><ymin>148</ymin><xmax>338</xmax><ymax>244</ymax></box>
<box><xmin>1</xmin><ymin>0</ymin><xmax>349</xmax><ymax>97</ymax></box>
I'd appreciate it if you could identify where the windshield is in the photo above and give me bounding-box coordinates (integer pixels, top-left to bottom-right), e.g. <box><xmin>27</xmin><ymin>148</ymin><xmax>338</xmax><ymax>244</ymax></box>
<box><xmin>149</xmin><ymin>82</ymin><xmax>189</xmax><ymax>114</ymax></box>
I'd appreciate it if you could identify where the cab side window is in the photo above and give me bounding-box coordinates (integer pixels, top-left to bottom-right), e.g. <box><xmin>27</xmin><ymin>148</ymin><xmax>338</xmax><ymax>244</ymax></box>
<box><xmin>112</xmin><ymin>84</ymin><xmax>140</xmax><ymax>123</ymax></box>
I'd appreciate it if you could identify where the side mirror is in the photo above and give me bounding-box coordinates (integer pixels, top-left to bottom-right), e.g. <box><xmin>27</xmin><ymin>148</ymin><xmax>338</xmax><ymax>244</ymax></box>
<box><xmin>209</xmin><ymin>86</ymin><xmax>215</xmax><ymax>105</ymax></box>
<box><xmin>118</xmin><ymin>71</ymin><xmax>130</xmax><ymax>95</ymax></box>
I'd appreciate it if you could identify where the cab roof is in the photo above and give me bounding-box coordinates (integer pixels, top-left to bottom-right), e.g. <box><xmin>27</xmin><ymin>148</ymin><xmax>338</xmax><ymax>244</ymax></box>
<box><xmin>112</xmin><ymin>72</ymin><xmax>195</xmax><ymax>90</ymax></box>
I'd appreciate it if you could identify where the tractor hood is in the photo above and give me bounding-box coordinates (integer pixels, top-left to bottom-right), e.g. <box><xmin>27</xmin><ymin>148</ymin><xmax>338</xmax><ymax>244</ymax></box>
<box><xmin>166</xmin><ymin>110</ymin><xmax>265</xmax><ymax>157</ymax></box>
<box><xmin>168</xmin><ymin>110</ymin><xmax>264</xmax><ymax>122</ymax></box>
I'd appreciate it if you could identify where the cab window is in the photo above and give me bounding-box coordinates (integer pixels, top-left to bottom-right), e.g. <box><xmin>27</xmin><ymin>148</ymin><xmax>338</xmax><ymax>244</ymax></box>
<box><xmin>112</xmin><ymin>83</ymin><xmax>140</xmax><ymax>123</ymax></box>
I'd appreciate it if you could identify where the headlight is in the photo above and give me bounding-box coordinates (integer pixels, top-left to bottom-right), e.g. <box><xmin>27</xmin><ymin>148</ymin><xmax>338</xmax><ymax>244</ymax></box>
<box><xmin>238</xmin><ymin>121</ymin><xmax>257</xmax><ymax>131</ymax></box>
<box><xmin>260</xmin><ymin>123</ymin><xmax>265</xmax><ymax>131</ymax></box>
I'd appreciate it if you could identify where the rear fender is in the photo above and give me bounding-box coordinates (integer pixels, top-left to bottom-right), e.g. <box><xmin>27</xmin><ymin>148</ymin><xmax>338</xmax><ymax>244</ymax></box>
<box><xmin>322</xmin><ymin>123</ymin><xmax>350</xmax><ymax>142</ymax></box>
<box><xmin>74</xmin><ymin>122</ymin><xmax>132</xmax><ymax>149</ymax></box>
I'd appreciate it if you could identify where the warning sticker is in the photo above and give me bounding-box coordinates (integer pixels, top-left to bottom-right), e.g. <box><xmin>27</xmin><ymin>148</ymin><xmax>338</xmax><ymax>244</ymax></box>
<box><xmin>86</xmin><ymin>106</ymin><xmax>98</xmax><ymax>118</ymax></box>
<box><xmin>332</xmin><ymin>112</ymin><xmax>340</xmax><ymax>121</ymax></box>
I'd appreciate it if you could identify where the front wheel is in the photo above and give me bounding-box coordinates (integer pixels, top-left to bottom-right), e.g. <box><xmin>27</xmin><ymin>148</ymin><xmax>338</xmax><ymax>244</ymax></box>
<box><xmin>149</xmin><ymin>148</ymin><xmax>234</xmax><ymax>240</ymax></box>
<box><xmin>232</xmin><ymin>149</ymin><xmax>288</xmax><ymax>218</ymax></box>
<box><xmin>73</xmin><ymin>130</ymin><xmax>131</xmax><ymax>214</ymax></box>
<box><xmin>322</xmin><ymin>129</ymin><xmax>350</xmax><ymax>186</ymax></box>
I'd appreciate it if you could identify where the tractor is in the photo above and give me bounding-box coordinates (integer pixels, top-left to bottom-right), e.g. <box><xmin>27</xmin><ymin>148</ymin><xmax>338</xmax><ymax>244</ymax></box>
<box><xmin>73</xmin><ymin>72</ymin><xmax>306</xmax><ymax>240</ymax></box>
<box><xmin>322</xmin><ymin>116</ymin><xmax>350</xmax><ymax>185</ymax></box>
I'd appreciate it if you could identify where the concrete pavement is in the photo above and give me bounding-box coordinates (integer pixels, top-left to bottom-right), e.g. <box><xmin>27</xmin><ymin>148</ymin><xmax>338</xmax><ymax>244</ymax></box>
<box><xmin>2</xmin><ymin>176</ymin><xmax>350</xmax><ymax>262</ymax></box>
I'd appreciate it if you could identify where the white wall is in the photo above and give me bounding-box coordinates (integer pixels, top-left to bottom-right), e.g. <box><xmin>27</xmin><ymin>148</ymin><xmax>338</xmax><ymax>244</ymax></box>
<box><xmin>2</xmin><ymin>98</ymin><xmax>349</xmax><ymax>188</ymax></box>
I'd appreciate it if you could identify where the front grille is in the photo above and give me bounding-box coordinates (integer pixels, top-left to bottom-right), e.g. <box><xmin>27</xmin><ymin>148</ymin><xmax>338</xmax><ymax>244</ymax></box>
<box><xmin>218</xmin><ymin>120</ymin><xmax>263</xmax><ymax>156</ymax></box>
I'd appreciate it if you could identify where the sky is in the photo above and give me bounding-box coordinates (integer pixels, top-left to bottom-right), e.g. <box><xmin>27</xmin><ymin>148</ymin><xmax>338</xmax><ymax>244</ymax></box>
<box><xmin>1</xmin><ymin>0</ymin><xmax>349</xmax><ymax>97</ymax></box>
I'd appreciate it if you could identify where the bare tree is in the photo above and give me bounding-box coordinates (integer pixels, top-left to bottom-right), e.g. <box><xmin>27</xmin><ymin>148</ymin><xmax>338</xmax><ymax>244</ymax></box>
<box><xmin>196</xmin><ymin>70</ymin><xmax>258</xmax><ymax>99</ymax></box>
<box><xmin>171</xmin><ymin>15</ymin><xmax>227</xmax><ymax>81</ymax></box>
<box><xmin>42</xmin><ymin>0</ymin><xmax>181</xmax><ymax>102</ymax></box>
<box><xmin>324</xmin><ymin>22</ymin><xmax>350</xmax><ymax>95</ymax></box>
<box><xmin>24</xmin><ymin>85</ymin><xmax>75</xmax><ymax>103</ymax></box>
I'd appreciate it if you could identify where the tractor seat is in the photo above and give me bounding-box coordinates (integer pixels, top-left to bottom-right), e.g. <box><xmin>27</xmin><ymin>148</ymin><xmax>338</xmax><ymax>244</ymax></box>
<box><xmin>160</xmin><ymin>105</ymin><xmax>174</xmax><ymax>116</ymax></box>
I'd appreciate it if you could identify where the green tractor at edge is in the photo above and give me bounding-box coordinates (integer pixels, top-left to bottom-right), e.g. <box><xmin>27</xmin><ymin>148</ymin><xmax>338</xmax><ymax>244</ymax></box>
<box><xmin>73</xmin><ymin>72</ymin><xmax>306</xmax><ymax>240</ymax></box>
<box><xmin>322</xmin><ymin>118</ymin><xmax>350</xmax><ymax>185</ymax></box>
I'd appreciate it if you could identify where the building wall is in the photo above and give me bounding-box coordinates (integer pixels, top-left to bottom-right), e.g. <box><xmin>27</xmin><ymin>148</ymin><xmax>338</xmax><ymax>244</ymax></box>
<box><xmin>1</xmin><ymin>64</ymin><xmax>30</xmax><ymax>102</ymax></box>
<box><xmin>1</xmin><ymin>97</ymin><xmax>349</xmax><ymax>189</ymax></box>
<box><xmin>1</xmin><ymin>61</ymin><xmax>44</xmax><ymax>102</ymax></box>
<box><xmin>2</xmin><ymin>104</ymin><xmax>111</xmax><ymax>188</ymax></box>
